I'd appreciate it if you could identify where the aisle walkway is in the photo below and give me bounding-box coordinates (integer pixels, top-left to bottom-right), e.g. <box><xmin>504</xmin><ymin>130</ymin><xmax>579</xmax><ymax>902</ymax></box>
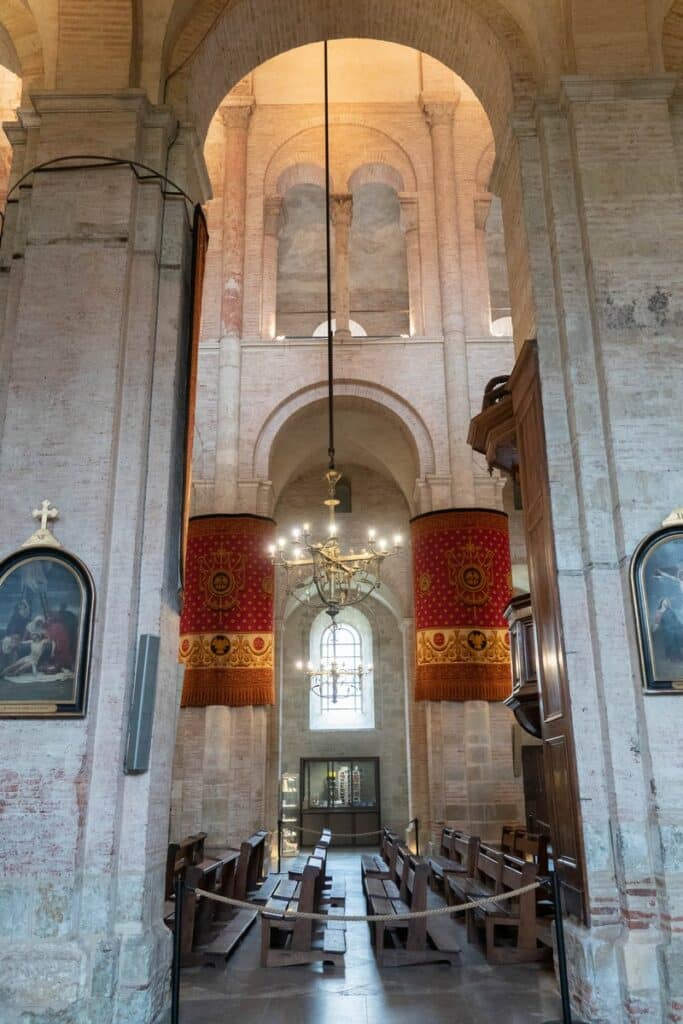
<box><xmin>180</xmin><ymin>849</ymin><xmax>558</xmax><ymax>1023</ymax></box>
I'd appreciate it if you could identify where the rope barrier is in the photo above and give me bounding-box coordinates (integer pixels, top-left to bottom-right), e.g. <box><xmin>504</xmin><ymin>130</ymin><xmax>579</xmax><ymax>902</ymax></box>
<box><xmin>190</xmin><ymin>881</ymin><xmax>541</xmax><ymax>924</ymax></box>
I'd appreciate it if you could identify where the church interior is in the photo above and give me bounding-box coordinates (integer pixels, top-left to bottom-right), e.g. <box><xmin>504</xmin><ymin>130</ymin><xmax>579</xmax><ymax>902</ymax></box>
<box><xmin>0</xmin><ymin>3</ymin><xmax>682</xmax><ymax>1024</ymax></box>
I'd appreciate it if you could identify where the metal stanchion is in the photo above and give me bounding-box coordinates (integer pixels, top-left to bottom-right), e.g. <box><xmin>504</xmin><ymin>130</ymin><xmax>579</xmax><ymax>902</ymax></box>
<box><xmin>413</xmin><ymin>817</ymin><xmax>420</xmax><ymax>855</ymax></box>
<box><xmin>543</xmin><ymin>870</ymin><xmax>588</xmax><ymax>1024</ymax></box>
<box><xmin>277</xmin><ymin>818</ymin><xmax>283</xmax><ymax>875</ymax></box>
<box><xmin>171</xmin><ymin>874</ymin><xmax>183</xmax><ymax>1024</ymax></box>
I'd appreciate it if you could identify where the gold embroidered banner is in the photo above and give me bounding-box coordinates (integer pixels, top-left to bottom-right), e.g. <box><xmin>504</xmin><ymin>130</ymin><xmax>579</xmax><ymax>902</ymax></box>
<box><xmin>411</xmin><ymin>509</ymin><xmax>512</xmax><ymax>702</ymax></box>
<box><xmin>179</xmin><ymin>515</ymin><xmax>275</xmax><ymax>707</ymax></box>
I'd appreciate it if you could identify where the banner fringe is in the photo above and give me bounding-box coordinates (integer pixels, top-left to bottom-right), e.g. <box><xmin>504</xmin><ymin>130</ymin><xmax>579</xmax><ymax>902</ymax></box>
<box><xmin>181</xmin><ymin>668</ymin><xmax>274</xmax><ymax>707</ymax></box>
<box><xmin>415</xmin><ymin>665</ymin><xmax>511</xmax><ymax>703</ymax></box>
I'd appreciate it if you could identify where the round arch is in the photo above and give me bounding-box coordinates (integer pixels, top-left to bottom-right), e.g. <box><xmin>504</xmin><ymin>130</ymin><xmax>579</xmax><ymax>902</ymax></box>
<box><xmin>347</xmin><ymin>161</ymin><xmax>406</xmax><ymax>194</ymax></box>
<box><xmin>253</xmin><ymin>380</ymin><xmax>436</xmax><ymax>493</ymax></box>
<box><xmin>275</xmin><ymin>161</ymin><xmax>331</xmax><ymax>197</ymax></box>
<box><xmin>164</xmin><ymin>0</ymin><xmax>538</xmax><ymax>146</ymax></box>
<box><xmin>263</xmin><ymin>121</ymin><xmax>417</xmax><ymax>198</ymax></box>
<box><xmin>0</xmin><ymin>0</ymin><xmax>44</xmax><ymax>96</ymax></box>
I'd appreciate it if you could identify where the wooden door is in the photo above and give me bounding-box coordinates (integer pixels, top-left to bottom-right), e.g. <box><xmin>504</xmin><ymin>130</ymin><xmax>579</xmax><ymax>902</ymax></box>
<box><xmin>509</xmin><ymin>341</ymin><xmax>587</xmax><ymax>919</ymax></box>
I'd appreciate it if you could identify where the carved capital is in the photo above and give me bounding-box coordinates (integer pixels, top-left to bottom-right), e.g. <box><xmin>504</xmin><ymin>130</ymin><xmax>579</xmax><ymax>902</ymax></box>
<box><xmin>330</xmin><ymin>192</ymin><xmax>353</xmax><ymax>227</ymax></box>
<box><xmin>263</xmin><ymin>195</ymin><xmax>283</xmax><ymax>236</ymax></box>
<box><xmin>398</xmin><ymin>192</ymin><xmax>419</xmax><ymax>233</ymax></box>
<box><xmin>220</xmin><ymin>98</ymin><xmax>255</xmax><ymax>133</ymax></box>
<box><xmin>421</xmin><ymin>93</ymin><xmax>459</xmax><ymax>129</ymax></box>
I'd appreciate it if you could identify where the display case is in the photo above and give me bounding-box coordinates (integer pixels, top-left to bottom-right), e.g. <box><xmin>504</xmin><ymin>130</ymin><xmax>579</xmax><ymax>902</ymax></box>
<box><xmin>300</xmin><ymin>757</ymin><xmax>380</xmax><ymax>847</ymax></box>
<box><xmin>280</xmin><ymin>771</ymin><xmax>300</xmax><ymax>856</ymax></box>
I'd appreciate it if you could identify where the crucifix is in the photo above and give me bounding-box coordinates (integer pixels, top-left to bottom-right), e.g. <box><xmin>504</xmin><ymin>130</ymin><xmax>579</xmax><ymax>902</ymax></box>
<box><xmin>22</xmin><ymin>499</ymin><xmax>61</xmax><ymax>548</ymax></box>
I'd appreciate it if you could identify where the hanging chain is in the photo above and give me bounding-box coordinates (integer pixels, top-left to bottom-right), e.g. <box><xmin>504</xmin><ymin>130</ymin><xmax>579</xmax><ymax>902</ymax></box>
<box><xmin>324</xmin><ymin>40</ymin><xmax>335</xmax><ymax>472</ymax></box>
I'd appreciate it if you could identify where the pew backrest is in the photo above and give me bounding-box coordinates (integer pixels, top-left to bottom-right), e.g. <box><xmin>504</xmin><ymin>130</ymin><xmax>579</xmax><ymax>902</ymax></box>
<box><xmin>450</xmin><ymin>832</ymin><xmax>480</xmax><ymax>875</ymax></box>
<box><xmin>291</xmin><ymin>862</ymin><xmax>321</xmax><ymax>951</ymax></box>
<box><xmin>235</xmin><ymin>830</ymin><xmax>268</xmax><ymax>899</ymax></box>
<box><xmin>474</xmin><ymin>844</ymin><xmax>504</xmax><ymax>893</ymax></box>
<box><xmin>165</xmin><ymin>832</ymin><xmax>209</xmax><ymax>899</ymax></box>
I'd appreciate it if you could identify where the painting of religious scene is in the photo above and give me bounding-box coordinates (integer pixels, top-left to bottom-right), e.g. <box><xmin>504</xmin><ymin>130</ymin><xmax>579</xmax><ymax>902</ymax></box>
<box><xmin>0</xmin><ymin>548</ymin><xmax>94</xmax><ymax>716</ymax></box>
<box><xmin>631</xmin><ymin>527</ymin><xmax>683</xmax><ymax>693</ymax></box>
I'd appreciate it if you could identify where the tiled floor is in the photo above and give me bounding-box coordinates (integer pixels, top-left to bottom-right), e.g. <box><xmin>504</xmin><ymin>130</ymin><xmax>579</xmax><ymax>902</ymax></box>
<box><xmin>180</xmin><ymin>850</ymin><xmax>559</xmax><ymax>1023</ymax></box>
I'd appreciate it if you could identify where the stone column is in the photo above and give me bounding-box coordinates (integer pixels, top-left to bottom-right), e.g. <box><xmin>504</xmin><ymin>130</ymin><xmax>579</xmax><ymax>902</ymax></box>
<box><xmin>0</xmin><ymin>92</ymin><xmax>208</xmax><ymax>1024</ymax></box>
<box><xmin>214</xmin><ymin>97</ymin><xmax>254</xmax><ymax>511</ymax></box>
<box><xmin>491</xmin><ymin>75</ymin><xmax>683</xmax><ymax>1023</ymax></box>
<box><xmin>399</xmin><ymin>193</ymin><xmax>424</xmax><ymax>337</ymax></box>
<box><xmin>261</xmin><ymin>195</ymin><xmax>283</xmax><ymax>339</ymax></box>
<box><xmin>473</xmin><ymin>195</ymin><xmax>493</xmax><ymax>335</ymax></box>
<box><xmin>331</xmin><ymin>193</ymin><xmax>353</xmax><ymax>340</ymax></box>
<box><xmin>422</xmin><ymin>94</ymin><xmax>475</xmax><ymax>506</ymax></box>
<box><xmin>399</xmin><ymin>618</ymin><xmax>415</xmax><ymax>823</ymax></box>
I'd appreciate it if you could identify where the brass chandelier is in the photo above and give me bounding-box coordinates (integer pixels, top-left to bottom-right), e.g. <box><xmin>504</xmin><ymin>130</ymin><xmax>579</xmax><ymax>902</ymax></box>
<box><xmin>296</xmin><ymin>619</ymin><xmax>373</xmax><ymax>713</ymax></box>
<box><xmin>270</xmin><ymin>41</ymin><xmax>401</xmax><ymax>620</ymax></box>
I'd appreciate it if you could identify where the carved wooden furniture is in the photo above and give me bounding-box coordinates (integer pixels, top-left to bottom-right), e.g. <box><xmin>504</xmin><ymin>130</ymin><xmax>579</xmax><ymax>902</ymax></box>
<box><xmin>468</xmin><ymin>342</ymin><xmax>588</xmax><ymax>921</ymax></box>
<box><xmin>504</xmin><ymin>593</ymin><xmax>541</xmax><ymax>738</ymax></box>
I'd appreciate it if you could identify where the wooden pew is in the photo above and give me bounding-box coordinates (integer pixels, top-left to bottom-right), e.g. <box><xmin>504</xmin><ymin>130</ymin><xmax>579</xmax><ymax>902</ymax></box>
<box><xmin>165</xmin><ymin>832</ymin><xmax>208</xmax><ymax>901</ymax></box>
<box><xmin>428</xmin><ymin>830</ymin><xmax>479</xmax><ymax>895</ymax></box>
<box><xmin>260</xmin><ymin>860</ymin><xmax>346</xmax><ymax>967</ymax></box>
<box><xmin>515</xmin><ymin>831</ymin><xmax>549</xmax><ymax>875</ymax></box>
<box><xmin>500</xmin><ymin>825</ymin><xmax>525</xmax><ymax>854</ymax></box>
<box><xmin>466</xmin><ymin>854</ymin><xmax>546</xmax><ymax>964</ymax></box>
<box><xmin>240</xmin><ymin>830</ymin><xmax>286</xmax><ymax>906</ymax></box>
<box><xmin>289</xmin><ymin>836</ymin><xmax>346</xmax><ymax>907</ymax></box>
<box><xmin>361</xmin><ymin>827</ymin><xmax>400</xmax><ymax>882</ymax></box>
<box><xmin>173</xmin><ymin>850</ymin><xmax>254</xmax><ymax>966</ymax></box>
<box><xmin>368</xmin><ymin>850</ymin><xmax>461</xmax><ymax>966</ymax></box>
<box><xmin>448</xmin><ymin>842</ymin><xmax>504</xmax><ymax>910</ymax></box>
<box><xmin>234</xmin><ymin>830</ymin><xmax>273</xmax><ymax>902</ymax></box>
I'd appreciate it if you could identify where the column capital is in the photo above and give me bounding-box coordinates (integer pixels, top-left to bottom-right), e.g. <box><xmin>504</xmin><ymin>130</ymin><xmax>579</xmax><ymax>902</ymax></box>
<box><xmin>421</xmin><ymin>93</ymin><xmax>460</xmax><ymax>129</ymax></box>
<box><xmin>263</xmin><ymin>195</ymin><xmax>284</xmax><ymax>236</ymax></box>
<box><xmin>330</xmin><ymin>192</ymin><xmax>353</xmax><ymax>227</ymax></box>
<box><xmin>398</xmin><ymin>192</ymin><xmax>419</xmax><ymax>233</ymax></box>
<box><xmin>220</xmin><ymin>97</ymin><xmax>255</xmax><ymax>132</ymax></box>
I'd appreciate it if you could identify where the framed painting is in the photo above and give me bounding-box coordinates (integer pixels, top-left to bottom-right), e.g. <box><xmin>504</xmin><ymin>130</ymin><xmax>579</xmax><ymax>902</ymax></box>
<box><xmin>631</xmin><ymin>524</ymin><xmax>683</xmax><ymax>693</ymax></box>
<box><xmin>0</xmin><ymin>547</ymin><xmax>95</xmax><ymax>717</ymax></box>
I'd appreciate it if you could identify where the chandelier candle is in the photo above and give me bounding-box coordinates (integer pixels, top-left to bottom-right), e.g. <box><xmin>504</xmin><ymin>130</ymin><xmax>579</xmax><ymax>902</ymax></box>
<box><xmin>411</xmin><ymin>508</ymin><xmax>513</xmax><ymax>702</ymax></box>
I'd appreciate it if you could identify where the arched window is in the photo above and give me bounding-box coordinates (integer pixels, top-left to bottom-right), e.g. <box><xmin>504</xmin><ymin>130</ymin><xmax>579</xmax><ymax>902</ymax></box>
<box><xmin>309</xmin><ymin>607</ymin><xmax>375</xmax><ymax>730</ymax></box>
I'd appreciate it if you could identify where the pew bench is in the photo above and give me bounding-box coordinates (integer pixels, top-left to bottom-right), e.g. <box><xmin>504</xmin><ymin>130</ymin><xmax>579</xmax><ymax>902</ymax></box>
<box><xmin>179</xmin><ymin>851</ymin><xmax>256</xmax><ymax>966</ymax></box>
<box><xmin>361</xmin><ymin>827</ymin><xmax>400</xmax><ymax>881</ymax></box>
<box><xmin>448</xmin><ymin>842</ymin><xmax>504</xmax><ymax>908</ymax></box>
<box><xmin>466</xmin><ymin>855</ymin><xmax>546</xmax><ymax>964</ymax></box>
<box><xmin>429</xmin><ymin>830</ymin><xmax>479</xmax><ymax>896</ymax></box>
<box><xmin>261</xmin><ymin>860</ymin><xmax>346</xmax><ymax>967</ymax></box>
<box><xmin>368</xmin><ymin>851</ymin><xmax>460</xmax><ymax>966</ymax></box>
<box><xmin>165</xmin><ymin>831</ymin><xmax>209</xmax><ymax>902</ymax></box>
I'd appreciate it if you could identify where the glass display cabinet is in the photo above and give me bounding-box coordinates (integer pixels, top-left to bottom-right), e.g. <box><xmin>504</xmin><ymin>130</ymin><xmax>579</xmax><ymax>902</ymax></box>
<box><xmin>280</xmin><ymin>771</ymin><xmax>300</xmax><ymax>856</ymax></box>
<box><xmin>300</xmin><ymin>757</ymin><xmax>380</xmax><ymax>846</ymax></box>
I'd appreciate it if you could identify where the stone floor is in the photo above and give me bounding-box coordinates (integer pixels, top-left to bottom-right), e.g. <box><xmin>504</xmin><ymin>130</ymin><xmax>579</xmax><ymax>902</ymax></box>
<box><xmin>180</xmin><ymin>849</ymin><xmax>559</xmax><ymax>1023</ymax></box>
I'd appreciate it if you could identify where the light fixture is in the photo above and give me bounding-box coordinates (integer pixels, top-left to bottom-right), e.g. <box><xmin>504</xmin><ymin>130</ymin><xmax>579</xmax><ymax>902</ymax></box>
<box><xmin>270</xmin><ymin>41</ymin><xmax>401</xmax><ymax>619</ymax></box>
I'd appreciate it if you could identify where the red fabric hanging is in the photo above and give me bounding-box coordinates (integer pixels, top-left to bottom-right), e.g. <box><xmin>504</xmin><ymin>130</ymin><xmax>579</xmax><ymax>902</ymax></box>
<box><xmin>179</xmin><ymin>515</ymin><xmax>275</xmax><ymax>707</ymax></box>
<box><xmin>411</xmin><ymin>509</ymin><xmax>512</xmax><ymax>702</ymax></box>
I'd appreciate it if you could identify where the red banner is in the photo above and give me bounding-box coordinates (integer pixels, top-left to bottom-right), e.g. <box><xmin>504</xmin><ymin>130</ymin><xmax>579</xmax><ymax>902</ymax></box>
<box><xmin>411</xmin><ymin>509</ymin><xmax>512</xmax><ymax>702</ymax></box>
<box><xmin>179</xmin><ymin>515</ymin><xmax>275</xmax><ymax>707</ymax></box>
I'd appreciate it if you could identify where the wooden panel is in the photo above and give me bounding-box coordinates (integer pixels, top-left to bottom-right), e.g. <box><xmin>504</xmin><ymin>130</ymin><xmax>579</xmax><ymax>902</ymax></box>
<box><xmin>509</xmin><ymin>340</ymin><xmax>587</xmax><ymax>921</ymax></box>
<box><xmin>521</xmin><ymin>745</ymin><xmax>549</xmax><ymax>834</ymax></box>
